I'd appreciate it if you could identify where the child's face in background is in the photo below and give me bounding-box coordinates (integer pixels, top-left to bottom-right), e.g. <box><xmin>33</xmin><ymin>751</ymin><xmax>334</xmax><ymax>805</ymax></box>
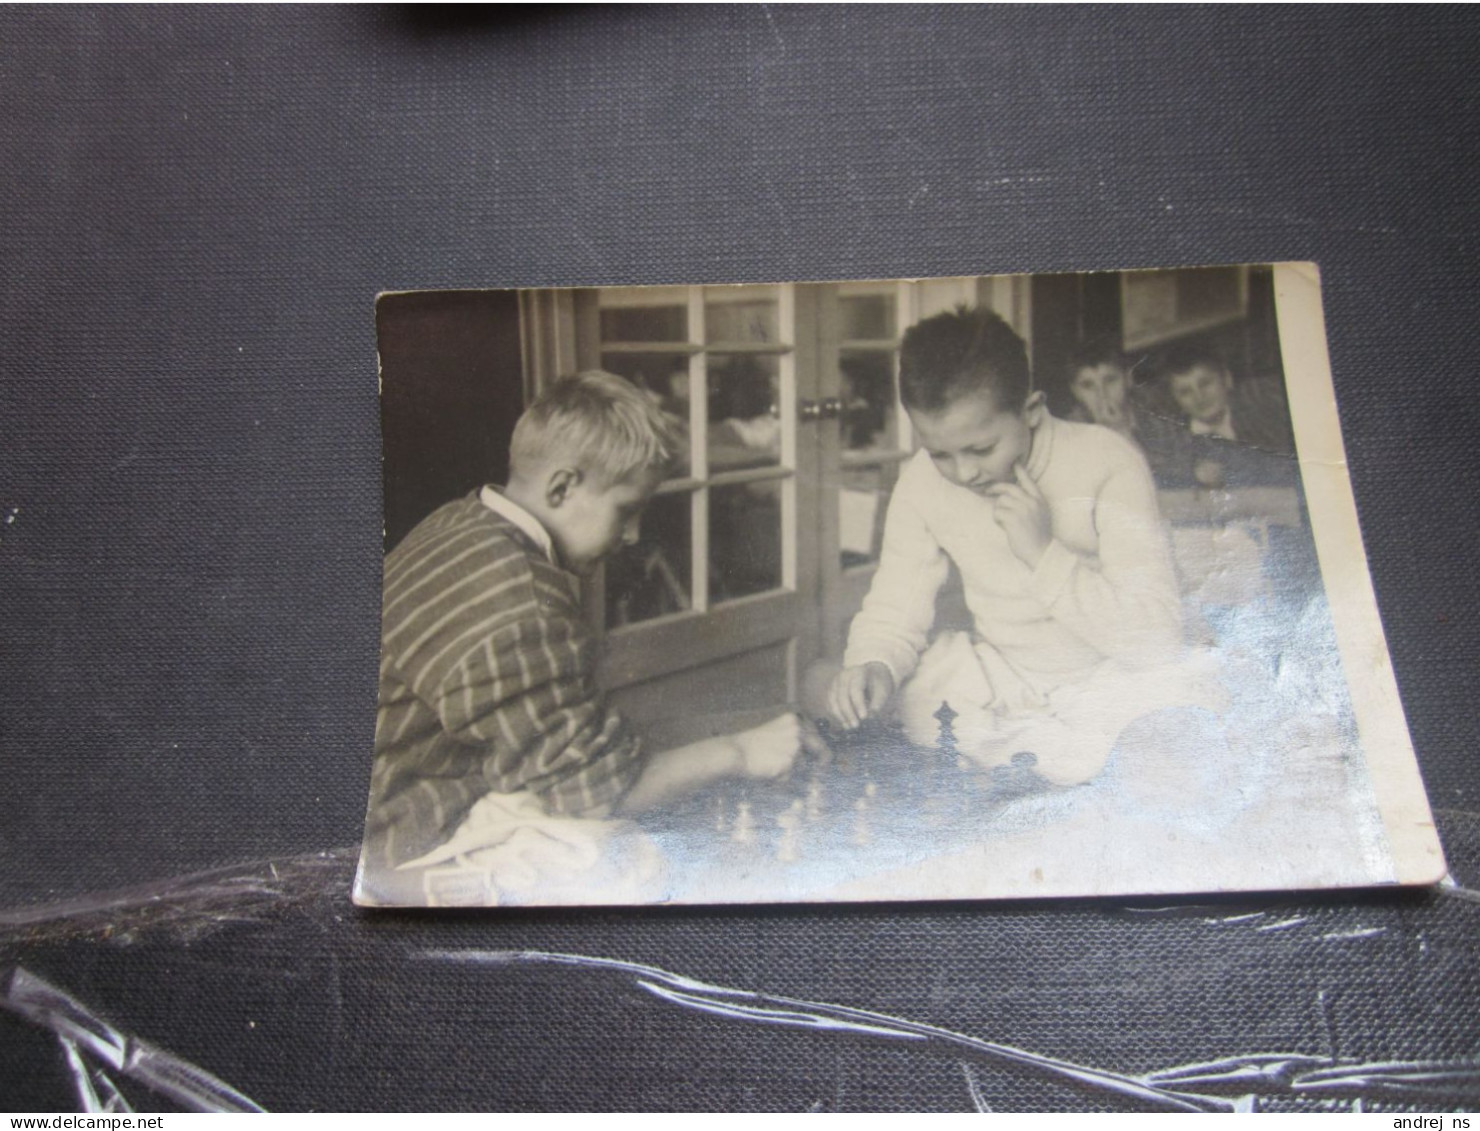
<box><xmin>1169</xmin><ymin>363</ymin><xmax>1233</xmax><ymax>425</ymax></box>
<box><xmin>1071</xmin><ymin>363</ymin><xmax>1130</xmax><ymax>430</ymax></box>
<box><xmin>548</xmin><ymin>467</ymin><xmax>662</xmax><ymax>575</ymax></box>
<box><xmin>909</xmin><ymin>387</ymin><xmax>1040</xmax><ymax>495</ymax></box>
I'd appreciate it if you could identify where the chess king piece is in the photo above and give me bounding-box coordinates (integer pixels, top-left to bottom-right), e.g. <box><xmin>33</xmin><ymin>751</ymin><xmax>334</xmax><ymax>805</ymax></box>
<box><xmin>919</xmin><ymin>699</ymin><xmax>960</xmax><ymax>825</ymax></box>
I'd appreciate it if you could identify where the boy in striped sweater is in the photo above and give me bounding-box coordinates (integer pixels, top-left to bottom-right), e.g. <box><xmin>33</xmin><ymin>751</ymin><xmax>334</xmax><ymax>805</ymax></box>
<box><xmin>357</xmin><ymin>371</ymin><xmax>814</xmax><ymax>902</ymax></box>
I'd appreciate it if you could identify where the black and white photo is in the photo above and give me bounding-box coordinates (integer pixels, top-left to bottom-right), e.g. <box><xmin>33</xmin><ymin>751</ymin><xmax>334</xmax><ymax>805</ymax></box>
<box><xmin>355</xmin><ymin>264</ymin><xmax>1443</xmax><ymax>908</ymax></box>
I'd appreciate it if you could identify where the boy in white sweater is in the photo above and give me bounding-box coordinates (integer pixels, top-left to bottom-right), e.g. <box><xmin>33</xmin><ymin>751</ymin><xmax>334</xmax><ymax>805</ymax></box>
<box><xmin>825</xmin><ymin>308</ymin><xmax>1201</xmax><ymax>785</ymax></box>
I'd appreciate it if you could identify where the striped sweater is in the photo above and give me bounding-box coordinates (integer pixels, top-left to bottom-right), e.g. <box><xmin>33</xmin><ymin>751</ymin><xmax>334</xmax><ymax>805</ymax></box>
<box><xmin>363</xmin><ymin>492</ymin><xmax>641</xmax><ymax>869</ymax></box>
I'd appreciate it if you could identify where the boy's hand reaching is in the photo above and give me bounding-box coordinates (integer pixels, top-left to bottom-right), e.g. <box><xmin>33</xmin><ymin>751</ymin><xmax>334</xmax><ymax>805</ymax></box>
<box><xmin>827</xmin><ymin>661</ymin><xmax>896</xmax><ymax>730</ymax></box>
<box><xmin>986</xmin><ymin>464</ymin><xmax>1052</xmax><ymax>567</ymax></box>
<box><xmin>734</xmin><ymin>712</ymin><xmax>829</xmax><ymax>780</ymax></box>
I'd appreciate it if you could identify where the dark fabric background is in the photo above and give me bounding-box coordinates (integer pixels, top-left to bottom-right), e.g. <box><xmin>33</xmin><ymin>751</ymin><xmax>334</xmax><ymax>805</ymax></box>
<box><xmin>2</xmin><ymin>6</ymin><xmax>1478</xmax><ymax>1112</ymax></box>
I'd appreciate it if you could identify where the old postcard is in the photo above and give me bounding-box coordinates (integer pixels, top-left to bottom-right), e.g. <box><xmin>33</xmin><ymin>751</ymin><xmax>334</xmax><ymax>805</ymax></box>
<box><xmin>354</xmin><ymin>263</ymin><xmax>1443</xmax><ymax>908</ymax></box>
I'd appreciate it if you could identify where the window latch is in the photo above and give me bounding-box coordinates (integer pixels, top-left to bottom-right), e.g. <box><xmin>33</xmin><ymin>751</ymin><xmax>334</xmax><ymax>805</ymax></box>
<box><xmin>799</xmin><ymin>397</ymin><xmax>843</xmax><ymax>422</ymax></box>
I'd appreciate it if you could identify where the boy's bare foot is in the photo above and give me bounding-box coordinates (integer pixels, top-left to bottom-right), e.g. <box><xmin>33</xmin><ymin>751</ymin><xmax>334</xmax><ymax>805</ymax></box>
<box><xmin>735</xmin><ymin>712</ymin><xmax>830</xmax><ymax>780</ymax></box>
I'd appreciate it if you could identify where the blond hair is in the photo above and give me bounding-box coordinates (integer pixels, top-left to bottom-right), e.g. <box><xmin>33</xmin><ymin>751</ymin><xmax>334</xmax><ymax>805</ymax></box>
<box><xmin>510</xmin><ymin>370</ymin><xmax>681</xmax><ymax>484</ymax></box>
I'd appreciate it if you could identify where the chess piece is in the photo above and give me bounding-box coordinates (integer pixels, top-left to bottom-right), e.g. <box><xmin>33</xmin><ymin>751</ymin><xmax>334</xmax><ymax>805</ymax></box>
<box><xmin>775</xmin><ymin>799</ymin><xmax>803</xmax><ymax>863</ymax></box>
<box><xmin>933</xmin><ymin>699</ymin><xmax>959</xmax><ymax>758</ymax></box>
<box><xmin>805</xmin><ymin>774</ymin><xmax>824</xmax><ymax>822</ymax></box>
<box><xmin>921</xmin><ymin>700</ymin><xmax>961</xmax><ymax>827</ymax></box>
<box><xmin>852</xmin><ymin>794</ymin><xmax>872</xmax><ymax>846</ymax></box>
<box><xmin>731</xmin><ymin>800</ymin><xmax>756</xmax><ymax>846</ymax></box>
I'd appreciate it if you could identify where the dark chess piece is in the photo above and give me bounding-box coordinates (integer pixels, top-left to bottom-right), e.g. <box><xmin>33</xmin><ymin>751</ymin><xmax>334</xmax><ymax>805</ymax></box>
<box><xmin>988</xmin><ymin>750</ymin><xmax>1049</xmax><ymax>802</ymax></box>
<box><xmin>933</xmin><ymin>700</ymin><xmax>959</xmax><ymax>758</ymax></box>
<box><xmin>920</xmin><ymin>700</ymin><xmax>960</xmax><ymax>826</ymax></box>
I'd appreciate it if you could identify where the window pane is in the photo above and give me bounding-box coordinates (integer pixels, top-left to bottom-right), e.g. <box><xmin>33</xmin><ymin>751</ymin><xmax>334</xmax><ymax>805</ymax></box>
<box><xmin>839</xmin><ymin>293</ymin><xmax>895</xmax><ymax>341</ymax></box>
<box><xmin>707</xmin><ymin>353</ymin><xmax>780</xmax><ymax>470</ymax></box>
<box><xmin>839</xmin><ymin>349</ymin><xmax>895</xmax><ymax>454</ymax></box>
<box><xmin>710</xmin><ymin>479</ymin><xmax>783</xmax><ymax>603</ymax></box>
<box><xmin>599</xmin><ymin>305</ymin><xmax>689</xmax><ymax>343</ymax></box>
<box><xmin>598</xmin><ymin>351</ymin><xmax>693</xmax><ymax>476</ymax></box>
<box><xmin>704</xmin><ymin>287</ymin><xmax>780</xmax><ymax>345</ymax></box>
<box><xmin>605</xmin><ymin>491</ymin><xmax>693</xmax><ymax>628</ymax></box>
<box><xmin>838</xmin><ymin>463</ymin><xmax>899</xmax><ymax>570</ymax></box>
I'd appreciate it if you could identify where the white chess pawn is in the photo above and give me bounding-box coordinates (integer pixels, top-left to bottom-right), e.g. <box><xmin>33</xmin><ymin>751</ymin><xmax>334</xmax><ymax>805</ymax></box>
<box><xmin>732</xmin><ymin>800</ymin><xmax>756</xmax><ymax>845</ymax></box>
<box><xmin>774</xmin><ymin>800</ymin><xmax>803</xmax><ymax>863</ymax></box>
<box><xmin>776</xmin><ymin>825</ymin><xmax>799</xmax><ymax>862</ymax></box>
<box><xmin>805</xmin><ymin>776</ymin><xmax>823</xmax><ymax>822</ymax></box>
<box><xmin>852</xmin><ymin>794</ymin><xmax>872</xmax><ymax>846</ymax></box>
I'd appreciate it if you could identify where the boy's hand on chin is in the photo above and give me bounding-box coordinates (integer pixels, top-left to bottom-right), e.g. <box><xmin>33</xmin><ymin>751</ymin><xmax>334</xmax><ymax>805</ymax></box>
<box><xmin>734</xmin><ymin>712</ymin><xmax>828</xmax><ymax>780</ymax></box>
<box><xmin>827</xmin><ymin>662</ymin><xmax>896</xmax><ymax>730</ymax></box>
<box><xmin>986</xmin><ymin>464</ymin><xmax>1052</xmax><ymax>567</ymax></box>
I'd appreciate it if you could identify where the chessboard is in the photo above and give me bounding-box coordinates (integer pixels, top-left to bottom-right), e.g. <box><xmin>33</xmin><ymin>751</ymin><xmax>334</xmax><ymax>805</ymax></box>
<box><xmin>647</xmin><ymin>701</ymin><xmax>1059</xmax><ymax>902</ymax></box>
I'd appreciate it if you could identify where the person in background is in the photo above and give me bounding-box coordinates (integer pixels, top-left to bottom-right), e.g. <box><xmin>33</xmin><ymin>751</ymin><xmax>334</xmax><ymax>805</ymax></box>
<box><xmin>1158</xmin><ymin>343</ymin><xmax>1297</xmax><ymax>489</ymax></box>
<box><xmin>1065</xmin><ymin>339</ymin><xmax>1185</xmax><ymax>486</ymax></box>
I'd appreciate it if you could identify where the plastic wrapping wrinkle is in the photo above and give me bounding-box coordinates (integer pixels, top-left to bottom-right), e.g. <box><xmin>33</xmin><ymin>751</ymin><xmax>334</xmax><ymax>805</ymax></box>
<box><xmin>59</xmin><ymin>1035</ymin><xmax>107</xmax><ymax>1114</ymax></box>
<box><xmin>1437</xmin><ymin>874</ymin><xmax>1480</xmax><ymax>904</ymax></box>
<box><xmin>1147</xmin><ymin>1053</ymin><xmax>1332</xmax><ymax>1091</ymax></box>
<box><xmin>2</xmin><ymin>967</ymin><xmax>266</xmax><ymax>1112</ymax></box>
<box><xmin>87</xmin><ymin>1063</ymin><xmax>134</xmax><ymax>1114</ymax></box>
<box><xmin>960</xmin><ymin>1062</ymin><xmax>993</xmax><ymax>1112</ymax></box>
<box><xmin>0</xmin><ymin>848</ymin><xmax>357</xmax><ymax>945</ymax></box>
<box><xmin>420</xmin><ymin>949</ymin><xmax>1243</xmax><ymax>1112</ymax></box>
<box><xmin>1292</xmin><ymin>1062</ymin><xmax>1480</xmax><ymax>1104</ymax></box>
<box><xmin>5</xmin><ymin>967</ymin><xmax>128</xmax><ymax>1067</ymax></box>
<box><xmin>58</xmin><ymin>1034</ymin><xmax>135</xmax><ymax>1113</ymax></box>
<box><xmin>1255</xmin><ymin>916</ymin><xmax>1310</xmax><ymax>932</ymax></box>
<box><xmin>423</xmin><ymin>948</ymin><xmax>1480</xmax><ymax>1112</ymax></box>
<box><xmin>0</xmin><ymin>820</ymin><xmax>1473</xmax><ymax>1110</ymax></box>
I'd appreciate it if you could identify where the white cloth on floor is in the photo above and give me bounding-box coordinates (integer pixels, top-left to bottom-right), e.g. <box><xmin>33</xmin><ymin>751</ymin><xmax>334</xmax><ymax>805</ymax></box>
<box><xmin>398</xmin><ymin>789</ymin><xmax>666</xmax><ymax>907</ymax></box>
<box><xmin>899</xmin><ymin>629</ymin><xmax>1229</xmax><ymax>786</ymax></box>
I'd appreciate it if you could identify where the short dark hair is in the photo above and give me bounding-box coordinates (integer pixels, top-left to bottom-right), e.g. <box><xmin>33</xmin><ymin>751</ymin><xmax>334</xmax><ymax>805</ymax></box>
<box><xmin>1156</xmin><ymin>341</ymin><xmax>1228</xmax><ymax>383</ymax></box>
<box><xmin>1069</xmin><ymin>336</ymin><xmax>1126</xmax><ymax>376</ymax></box>
<box><xmin>898</xmin><ymin>307</ymin><xmax>1031</xmax><ymax>415</ymax></box>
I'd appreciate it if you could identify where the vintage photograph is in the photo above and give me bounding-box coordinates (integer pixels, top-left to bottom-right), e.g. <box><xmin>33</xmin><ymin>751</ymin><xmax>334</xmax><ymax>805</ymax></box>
<box><xmin>354</xmin><ymin>264</ymin><xmax>1443</xmax><ymax>908</ymax></box>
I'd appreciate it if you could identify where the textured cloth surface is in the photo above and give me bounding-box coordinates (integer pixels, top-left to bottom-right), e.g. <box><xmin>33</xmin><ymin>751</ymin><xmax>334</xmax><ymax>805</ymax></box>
<box><xmin>2</xmin><ymin>6</ymin><xmax>1478</xmax><ymax>1112</ymax></box>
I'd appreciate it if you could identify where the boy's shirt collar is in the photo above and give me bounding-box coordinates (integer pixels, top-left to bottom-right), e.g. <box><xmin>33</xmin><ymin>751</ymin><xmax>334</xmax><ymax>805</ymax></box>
<box><xmin>478</xmin><ymin>486</ymin><xmax>557</xmax><ymax>564</ymax></box>
<box><xmin>1024</xmin><ymin>412</ymin><xmax>1055</xmax><ymax>481</ymax></box>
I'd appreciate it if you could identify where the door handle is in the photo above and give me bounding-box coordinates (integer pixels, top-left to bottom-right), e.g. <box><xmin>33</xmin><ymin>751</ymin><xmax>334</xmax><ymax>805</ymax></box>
<box><xmin>799</xmin><ymin>397</ymin><xmax>843</xmax><ymax>422</ymax></box>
